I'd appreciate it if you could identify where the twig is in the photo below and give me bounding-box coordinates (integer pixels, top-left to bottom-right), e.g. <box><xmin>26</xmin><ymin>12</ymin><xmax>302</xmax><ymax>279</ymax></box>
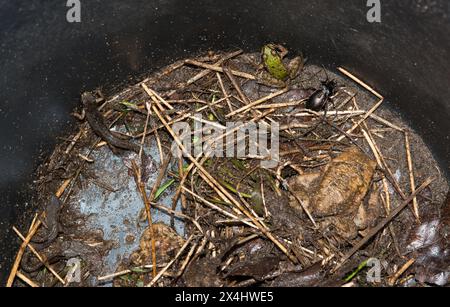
<box><xmin>78</xmin><ymin>153</ymin><xmax>94</xmax><ymax>163</ymax></box>
<box><xmin>351</xmin><ymin>98</ymin><xmax>407</xmax><ymax>202</ymax></box>
<box><xmin>16</xmin><ymin>271</ymin><xmax>38</xmax><ymax>287</ymax></box>
<box><xmin>177</xmin><ymin>148</ymin><xmax>188</xmax><ymax>211</ymax></box>
<box><xmin>337</xmin><ymin>67</ymin><xmax>384</xmax><ymax>99</ymax></box>
<box><xmin>371</xmin><ymin>114</ymin><xmax>404</xmax><ymax>132</ymax></box>
<box><xmin>260</xmin><ymin>175</ymin><xmax>270</xmax><ymax>218</ymax></box>
<box><xmin>182</xmin><ymin>187</ymin><xmax>257</xmax><ymax>229</ymax></box>
<box><xmin>12</xmin><ymin>227</ymin><xmax>66</xmax><ymax>285</ymax></box>
<box><xmin>165</xmin><ymin>50</ymin><xmax>243</xmax><ymax>99</ymax></box>
<box><xmin>184</xmin><ymin>50</ymin><xmax>243</xmax><ymax>86</ymax></box>
<box><xmin>223</xmin><ymin>64</ymin><xmax>252</xmax><ymax>105</ymax></box>
<box><xmin>64</xmin><ymin>131</ymin><xmax>83</xmax><ymax>154</ymax></box>
<box><xmin>176</xmin><ymin>241</ymin><xmax>199</xmax><ymax>277</ymax></box>
<box><xmin>151</xmin><ymin>202</ymin><xmax>203</xmax><ymax>233</ymax></box>
<box><xmin>336</xmin><ymin>98</ymin><xmax>384</xmax><ymax>142</ymax></box>
<box><xmin>361</xmin><ymin>128</ymin><xmax>392</xmax><ymax>213</ymax></box>
<box><xmin>388</xmin><ymin>258</ymin><xmax>415</xmax><ymax>286</ymax></box>
<box><xmin>7</xmin><ymin>219</ymin><xmax>43</xmax><ymax>287</ymax></box>
<box><xmin>225</xmin><ymin>88</ymin><xmax>289</xmax><ymax>118</ymax></box>
<box><xmin>185</xmin><ymin>59</ymin><xmax>255</xmax><ymax>80</ymax></box>
<box><xmin>363</xmin><ymin>127</ymin><xmax>407</xmax><ymax>200</ymax></box>
<box><xmin>96</xmin><ymin>141</ymin><xmax>107</xmax><ymax>148</ymax></box>
<box><xmin>284</xmin><ymin>110</ymin><xmax>403</xmax><ymax>131</ymax></box>
<box><xmin>131</xmin><ymin>160</ymin><xmax>158</xmax><ymax>279</ymax></box>
<box><xmin>139</xmin><ymin>100</ymin><xmax>153</xmax><ymax>172</ymax></box>
<box><xmin>60</xmin><ymin>113</ymin><xmax>118</xmax><ymax>203</ymax></box>
<box><xmin>279</xmin><ymin>122</ymin><xmax>311</xmax><ymax>130</ymax></box>
<box><xmin>404</xmin><ymin>131</ymin><xmax>420</xmax><ymax>221</ymax></box>
<box><xmin>216</xmin><ymin>72</ymin><xmax>233</xmax><ymax>112</ymax></box>
<box><xmin>222</xmin><ymin>64</ymin><xmax>275</xmax><ymax>128</ymax></box>
<box><xmin>56</xmin><ymin>179</ymin><xmax>72</xmax><ymax>198</ymax></box>
<box><xmin>133</xmin><ymin>96</ymin><xmax>230</xmax><ymax>139</ymax></box>
<box><xmin>306</xmin><ymin>110</ymin><xmax>368</xmax><ymax>154</ymax></box>
<box><xmin>336</xmin><ymin>91</ymin><xmax>357</xmax><ymax>110</ymax></box>
<box><xmin>147</xmin><ymin>150</ymin><xmax>174</xmax><ymax>270</ymax></box>
<box><xmin>98</xmin><ymin>264</ymin><xmax>167</xmax><ymax>282</ymax></box>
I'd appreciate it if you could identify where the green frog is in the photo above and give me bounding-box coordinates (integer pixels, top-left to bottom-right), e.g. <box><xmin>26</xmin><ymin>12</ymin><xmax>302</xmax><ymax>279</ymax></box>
<box><xmin>257</xmin><ymin>43</ymin><xmax>304</xmax><ymax>88</ymax></box>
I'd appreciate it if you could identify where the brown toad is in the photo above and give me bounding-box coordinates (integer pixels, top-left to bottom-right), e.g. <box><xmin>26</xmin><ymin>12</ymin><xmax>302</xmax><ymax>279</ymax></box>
<box><xmin>129</xmin><ymin>223</ymin><xmax>185</xmax><ymax>265</ymax></box>
<box><xmin>288</xmin><ymin>147</ymin><xmax>380</xmax><ymax>240</ymax></box>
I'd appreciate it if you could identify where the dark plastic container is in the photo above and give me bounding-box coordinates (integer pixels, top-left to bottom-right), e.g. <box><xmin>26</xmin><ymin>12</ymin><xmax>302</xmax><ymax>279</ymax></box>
<box><xmin>1</xmin><ymin>0</ymin><xmax>449</xmax><ymax>283</ymax></box>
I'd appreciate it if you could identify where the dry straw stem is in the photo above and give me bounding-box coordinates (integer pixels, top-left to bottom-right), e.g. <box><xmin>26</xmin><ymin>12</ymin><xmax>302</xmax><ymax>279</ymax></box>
<box><xmin>277</xmin><ymin>109</ymin><xmax>366</xmax><ymax>116</ymax></box>
<box><xmin>7</xmin><ymin>218</ymin><xmax>44</xmax><ymax>287</ymax></box>
<box><xmin>185</xmin><ymin>59</ymin><xmax>256</xmax><ymax>80</ymax></box>
<box><xmin>131</xmin><ymin>160</ymin><xmax>158</xmax><ymax>279</ymax></box>
<box><xmin>225</xmin><ymin>88</ymin><xmax>289</xmax><ymax>118</ymax></box>
<box><xmin>137</xmin><ymin>58</ymin><xmax>186</xmax><ymax>87</ymax></box>
<box><xmin>177</xmin><ymin>150</ymin><xmax>188</xmax><ymax>211</ymax></box>
<box><xmin>336</xmin><ymin>67</ymin><xmax>389</xmax><ymax>143</ymax></box>
<box><xmin>351</xmin><ymin>98</ymin><xmax>407</xmax><ymax>201</ymax></box>
<box><xmin>255</xmin><ymin>100</ymin><xmax>309</xmax><ymax>110</ymax></box>
<box><xmin>134</xmin><ymin>96</ymin><xmax>230</xmax><ymax>139</ymax></box>
<box><xmin>141</xmin><ymin>93</ymin><xmax>232</xmax><ymax>216</ymax></box>
<box><xmin>16</xmin><ymin>271</ymin><xmax>38</xmax><ymax>287</ymax></box>
<box><xmin>352</xmin><ymin>95</ymin><xmax>393</xmax><ymax>214</ymax></box>
<box><xmin>404</xmin><ymin>131</ymin><xmax>420</xmax><ymax>221</ymax></box>
<box><xmin>151</xmin><ymin>201</ymin><xmax>203</xmax><ymax>233</ymax></box>
<box><xmin>388</xmin><ymin>258</ymin><xmax>416</xmax><ymax>286</ymax></box>
<box><xmin>143</xmin><ymin>83</ymin><xmax>264</xmax><ymax>218</ymax></box>
<box><xmin>336</xmin><ymin>98</ymin><xmax>384</xmax><ymax>142</ymax></box>
<box><xmin>337</xmin><ymin>67</ymin><xmax>384</xmax><ymax>100</ymax></box>
<box><xmin>185</xmin><ymin>50</ymin><xmax>243</xmax><ymax>86</ymax></box>
<box><xmin>352</xmin><ymin>99</ymin><xmax>405</xmax><ymax>235</ymax></box>
<box><xmin>371</xmin><ymin>114</ymin><xmax>404</xmax><ymax>132</ymax></box>
<box><xmin>216</xmin><ymin>72</ymin><xmax>234</xmax><ymax>112</ymax></box>
<box><xmin>280</xmin><ymin>122</ymin><xmax>311</xmax><ymax>130</ymax></box>
<box><xmin>175</xmin><ymin>241</ymin><xmax>199</xmax><ymax>278</ymax></box>
<box><xmin>56</xmin><ymin>179</ymin><xmax>72</xmax><ymax>199</ymax></box>
<box><xmin>12</xmin><ymin>227</ymin><xmax>66</xmax><ymax>285</ymax></box>
<box><xmin>65</xmin><ymin>130</ymin><xmax>83</xmax><ymax>154</ymax></box>
<box><xmin>362</xmin><ymin>128</ymin><xmax>392</xmax><ymax>213</ymax></box>
<box><xmin>278</xmin><ymin>110</ymin><xmax>403</xmax><ymax>132</ymax></box>
<box><xmin>222</xmin><ymin>64</ymin><xmax>275</xmax><ymax>127</ymax></box>
<box><xmin>98</xmin><ymin>264</ymin><xmax>167</xmax><ymax>282</ymax></box>
<box><xmin>182</xmin><ymin>187</ymin><xmax>258</xmax><ymax>229</ymax></box>
<box><xmin>163</xmin><ymin>50</ymin><xmax>244</xmax><ymax>99</ymax></box>
<box><xmin>223</xmin><ymin>64</ymin><xmax>252</xmax><ymax>105</ymax></box>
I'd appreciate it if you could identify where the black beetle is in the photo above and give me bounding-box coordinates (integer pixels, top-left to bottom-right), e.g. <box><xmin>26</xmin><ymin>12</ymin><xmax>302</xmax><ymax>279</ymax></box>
<box><xmin>306</xmin><ymin>80</ymin><xmax>337</xmax><ymax>111</ymax></box>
